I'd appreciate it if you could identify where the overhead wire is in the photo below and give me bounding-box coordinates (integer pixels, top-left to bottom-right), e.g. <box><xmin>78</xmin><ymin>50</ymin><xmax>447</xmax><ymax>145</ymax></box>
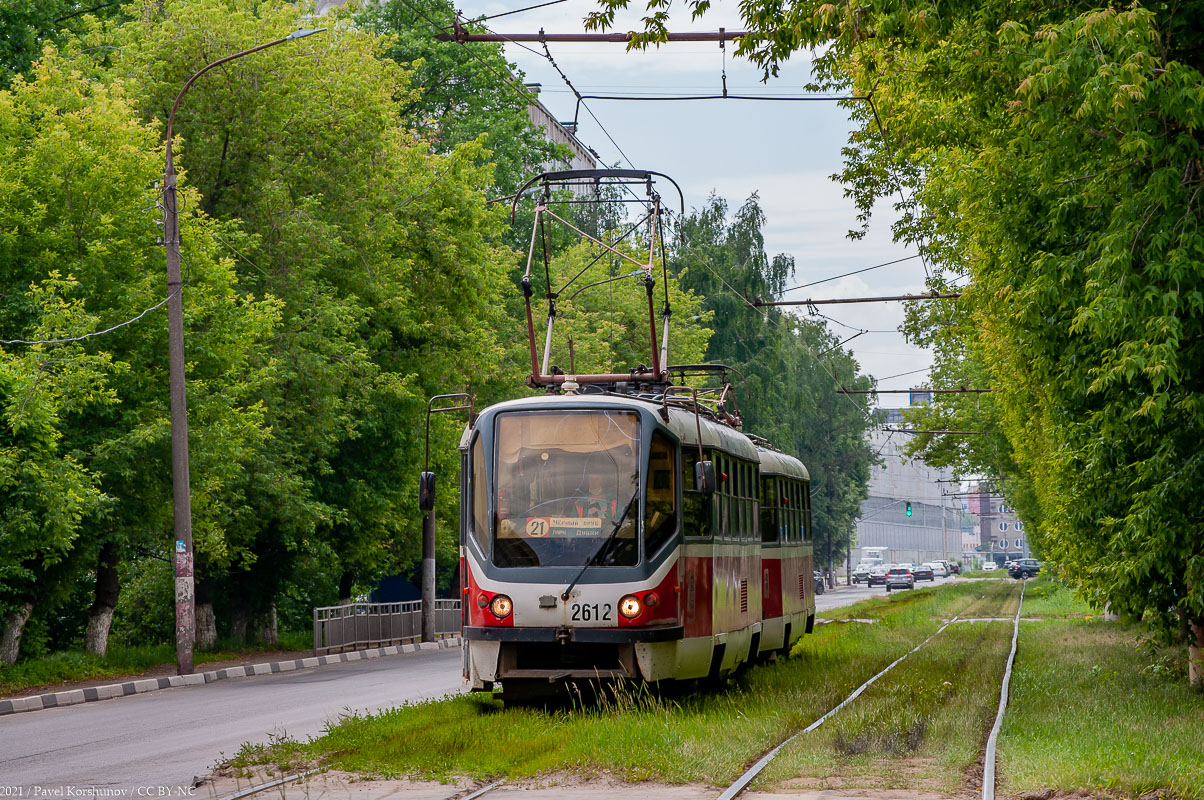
<box><xmin>783</xmin><ymin>254</ymin><xmax>923</xmax><ymax>293</ymax></box>
<box><xmin>0</xmin><ymin>290</ymin><xmax>177</xmax><ymax>347</ymax></box>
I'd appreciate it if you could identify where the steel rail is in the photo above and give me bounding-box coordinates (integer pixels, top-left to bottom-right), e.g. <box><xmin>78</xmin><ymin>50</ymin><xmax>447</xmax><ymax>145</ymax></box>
<box><xmin>216</xmin><ymin>769</ymin><xmax>323</xmax><ymax>800</ymax></box>
<box><xmin>984</xmin><ymin>580</ymin><xmax>1026</xmax><ymax>800</ymax></box>
<box><xmin>716</xmin><ymin>615</ymin><xmax>962</xmax><ymax>800</ymax></box>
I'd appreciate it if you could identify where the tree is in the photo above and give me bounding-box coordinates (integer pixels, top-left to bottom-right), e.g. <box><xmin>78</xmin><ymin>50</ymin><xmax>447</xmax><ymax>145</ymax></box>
<box><xmin>585</xmin><ymin>0</ymin><xmax>1204</xmax><ymax>685</ymax></box>
<box><xmin>356</xmin><ymin>0</ymin><xmax>558</xmax><ymax>197</ymax></box>
<box><xmin>0</xmin><ymin>49</ymin><xmax>281</xmax><ymax>657</ymax></box>
<box><xmin>0</xmin><ymin>276</ymin><xmax>117</xmax><ymax>663</ymax></box>
<box><xmin>671</xmin><ymin>194</ymin><xmax>876</xmax><ymax>577</ymax></box>
<box><xmin>90</xmin><ymin>0</ymin><xmax>519</xmax><ymax>630</ymax></box>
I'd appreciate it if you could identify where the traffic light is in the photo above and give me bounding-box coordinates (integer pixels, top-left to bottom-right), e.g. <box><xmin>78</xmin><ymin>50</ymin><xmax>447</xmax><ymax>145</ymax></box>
<box><xmin>905</xmin><ymin>501</ymin><xmax>913</xmax><ymax>517</ymax></box>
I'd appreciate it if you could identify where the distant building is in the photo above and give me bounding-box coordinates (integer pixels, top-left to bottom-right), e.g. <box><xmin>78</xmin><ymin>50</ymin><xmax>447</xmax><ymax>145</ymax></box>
<box><xmin>524</xmin><ymin>84</ymin><xmax>599</xmax><ymax>178</ymax></box>
<box><xmin>851</xmin><ymin>409</ymin><xmax>965</xmax><ymax>567</ymax></box>
<box><xmin>966</xmin><ymin>485</ymin><xmax>1029</xmax><ymax>564</ymax></box>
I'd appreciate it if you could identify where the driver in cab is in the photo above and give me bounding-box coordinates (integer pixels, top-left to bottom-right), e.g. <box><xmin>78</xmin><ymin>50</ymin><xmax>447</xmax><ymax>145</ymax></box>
<box><xmin>576</xmin><ymin>472</ymin><xmax>618</xmax><ymax>519</ymax></box>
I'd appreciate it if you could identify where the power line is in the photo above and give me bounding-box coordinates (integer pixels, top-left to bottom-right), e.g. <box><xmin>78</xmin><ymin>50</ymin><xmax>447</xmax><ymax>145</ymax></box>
<box><xmin>876</xmin><ymin>366</ymin><xmax>930</xmax><ymax>382</ymax></box>
<box><xmin>472</xmin><ymin>0</ymin><xmax>569</xmax><ymax>24</ymax></box>
<box><xmin>783</xmin><ymin>254</ymin><xmax>923</xmax><ymax>294</ymax></box>
<box><xmin>0</xmin><ymin>290</ymin><xmax>177</xmax><ymax>347</ymax></box>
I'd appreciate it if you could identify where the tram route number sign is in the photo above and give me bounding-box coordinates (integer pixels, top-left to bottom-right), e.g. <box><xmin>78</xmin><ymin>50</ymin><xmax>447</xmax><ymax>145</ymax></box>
<box><xmin>523</xmin><ymin>516</ymin><xmax>603</xmax><ymax>538</ymax></box>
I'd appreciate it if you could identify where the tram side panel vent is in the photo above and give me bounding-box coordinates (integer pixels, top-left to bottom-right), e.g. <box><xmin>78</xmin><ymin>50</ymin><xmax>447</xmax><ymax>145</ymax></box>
<box><xmin>740</xmin><ymin>579</ymin><xmax>748</xmax><ymax>613</ymax></box>
<box><xmin>799</xmin><ymin>573</ymin><xmax>806</xmax><ymax>600</ymax></box>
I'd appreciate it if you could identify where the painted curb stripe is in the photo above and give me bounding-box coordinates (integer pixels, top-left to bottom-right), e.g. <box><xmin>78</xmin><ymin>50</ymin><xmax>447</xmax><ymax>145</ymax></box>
<box><xmin>0</xmin><ymin>638</ymin><xmax>463</xmax><ymax>716</ymax></box>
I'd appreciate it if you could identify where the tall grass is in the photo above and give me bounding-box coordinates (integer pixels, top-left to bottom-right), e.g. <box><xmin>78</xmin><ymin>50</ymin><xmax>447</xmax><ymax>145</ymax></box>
<box><xmin>1000</xmin><ymin>619</ymin><xmax>1204</xmax><ymax>799</ymax></box>
<box><xmin>760</xmin><ymin>621</ymin><xmax>1013</xmax><ymax>793</ymax></box>
<box><xmin>250</xmin><ymin>585</ymin><xmax>1032</xmax><ymax>784</ymax></box>
<box><xmin>271</xmin><ymin>619</ymin><xmax>942</xmax><ymax>785</ymax></box>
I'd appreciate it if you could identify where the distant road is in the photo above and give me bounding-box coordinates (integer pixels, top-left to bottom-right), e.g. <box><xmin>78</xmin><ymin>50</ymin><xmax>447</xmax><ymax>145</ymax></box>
<box><xmin>815</xmin><ymin>574</ymin><xmax>959</xmax><ymax>612</ymax></box>
<box><xmin>0</xmin><ymin>647</ymin><xmax>463</xmax><ymax>793</ymax></box>
<box><xmin>0</xmin><ymin>581</ymin><xmax>938</xmax><ymax>793</ymax></box>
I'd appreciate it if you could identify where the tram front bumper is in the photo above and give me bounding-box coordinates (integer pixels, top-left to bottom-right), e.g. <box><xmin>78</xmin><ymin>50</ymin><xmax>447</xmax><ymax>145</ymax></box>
<box><xmin>463</xmin><ymin>624</ymin><xmax>683</xmax><ymax>643</ymax></box>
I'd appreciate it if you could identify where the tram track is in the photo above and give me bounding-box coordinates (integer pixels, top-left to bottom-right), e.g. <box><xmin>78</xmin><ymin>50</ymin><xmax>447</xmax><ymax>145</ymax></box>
<box><xmin>718</xmin><ymin>579</ymin><xmax>1027</xmax><ymax>800</ymax></box>
<box><xmin>233</xmin><ymin>583</ymin><xmax>1027</xmax><ymax>800</ymax></box>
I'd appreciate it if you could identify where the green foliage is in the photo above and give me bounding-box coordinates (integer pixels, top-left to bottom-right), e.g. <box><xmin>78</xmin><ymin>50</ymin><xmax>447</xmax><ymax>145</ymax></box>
<box><xmin>0</xmin><ymin>0</ymin><xmax>127</xmax><ymax>89</ymax></box>
<box><xmin>671</xmin><ymin>194</ymin><xmax>876</xmax><ymax>567</ymax></box>
<box><xmin>357</xmin><ymin>0</ymin><xmax>559</xmax><ymax>195</ymax></box>
<box><xmin>584</xmin><ymin>0</ymin><xmax>1204</xmax><ymax>663</ymax></box>
<box><xmin>111</xmin><ymin>555</ymin><xmax>173</xmax><ymax>647</ymax></box>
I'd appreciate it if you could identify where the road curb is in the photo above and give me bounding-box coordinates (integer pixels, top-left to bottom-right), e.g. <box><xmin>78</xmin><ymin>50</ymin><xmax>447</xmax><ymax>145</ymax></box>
<box><xmin>0</xmin><ymin>637</ymin><xmax>462</xmax><ymax>717</ymax></box>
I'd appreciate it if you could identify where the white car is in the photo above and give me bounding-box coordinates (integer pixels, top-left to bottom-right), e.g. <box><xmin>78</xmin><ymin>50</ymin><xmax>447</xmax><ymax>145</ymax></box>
<box><xmin>929</xmin><ymin>562</ymin><xmax>949</xmax><ymax>578</ymax></box>
<box><xmin>982</xmin><ymin>561</ymin><xmax>998</xmax><ymax>572</ymax></box>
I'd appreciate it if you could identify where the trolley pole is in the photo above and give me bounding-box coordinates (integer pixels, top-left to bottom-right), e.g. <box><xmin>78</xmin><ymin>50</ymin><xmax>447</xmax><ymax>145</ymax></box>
<box><xmin>421</xmin><ymin>508</ymin><xmax>436</xmax><ymax>642</ymax></box>
<box><xmin>161</xmin><ymin>27</ymin><xmax>324</xmax><ymax>675</ymax></box>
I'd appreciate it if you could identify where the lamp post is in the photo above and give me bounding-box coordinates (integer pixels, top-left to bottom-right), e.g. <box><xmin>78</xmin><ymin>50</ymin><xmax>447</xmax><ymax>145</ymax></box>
<box><xmin>164</xmin><ymin>27</ymin><xmax>325</xmax><ymax>675</ymax></box>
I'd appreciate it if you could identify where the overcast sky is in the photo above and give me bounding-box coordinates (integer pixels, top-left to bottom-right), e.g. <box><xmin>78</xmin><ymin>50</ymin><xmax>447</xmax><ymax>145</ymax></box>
<box><xmin>450</xmin><ymin>0</ymin><xmax>933</xmax><ymax>408</ymax></box>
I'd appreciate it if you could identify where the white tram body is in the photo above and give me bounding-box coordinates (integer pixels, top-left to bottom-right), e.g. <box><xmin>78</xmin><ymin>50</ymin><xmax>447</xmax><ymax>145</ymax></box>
<box><xmin>459</xmin><ymin>393</ymin><xmax>816</xmax><ymax>692</ymax></box>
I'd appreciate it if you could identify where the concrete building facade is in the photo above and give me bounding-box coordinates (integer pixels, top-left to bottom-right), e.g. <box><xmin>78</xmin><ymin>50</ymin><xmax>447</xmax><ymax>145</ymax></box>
<box><xmin>851</xmin><ymin>412</ymin><xmax>965</xmax><ymax>567</ymax></box>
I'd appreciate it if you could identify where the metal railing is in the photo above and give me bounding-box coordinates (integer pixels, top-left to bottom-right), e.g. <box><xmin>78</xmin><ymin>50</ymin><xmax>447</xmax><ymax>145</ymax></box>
<box><xmin>313</xmin><ymin>599</ymin><xmax>461</xmax><ymax>655</ymax></box>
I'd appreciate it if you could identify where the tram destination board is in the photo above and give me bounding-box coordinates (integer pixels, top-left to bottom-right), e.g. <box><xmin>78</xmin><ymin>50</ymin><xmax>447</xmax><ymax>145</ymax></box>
<box><xmin>519</xmin><ymin>516</ymin><xmax>604</xmax><ymax>538</ymax></box>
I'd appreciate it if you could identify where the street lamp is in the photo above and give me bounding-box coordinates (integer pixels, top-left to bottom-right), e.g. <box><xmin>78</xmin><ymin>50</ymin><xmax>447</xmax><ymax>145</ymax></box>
<box><xmin>164</xmin><ymin>27</ymin><xmax>325</xmax><ymax>675</ymax></box>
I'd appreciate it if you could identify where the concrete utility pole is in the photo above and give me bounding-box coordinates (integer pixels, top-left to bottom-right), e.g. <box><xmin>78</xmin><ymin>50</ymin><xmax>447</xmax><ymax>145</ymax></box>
<box><xmin>163</xmin><ymin>27</ymin><xmax>324</xmax><ymax>675</ymax></box>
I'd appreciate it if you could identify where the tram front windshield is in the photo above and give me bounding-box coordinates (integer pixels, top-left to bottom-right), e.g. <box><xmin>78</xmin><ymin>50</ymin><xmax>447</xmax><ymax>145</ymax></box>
<box><xmin>493</xmin><ymin>411</ymin><xmax>640</xmax><ymax>568</ymax></box>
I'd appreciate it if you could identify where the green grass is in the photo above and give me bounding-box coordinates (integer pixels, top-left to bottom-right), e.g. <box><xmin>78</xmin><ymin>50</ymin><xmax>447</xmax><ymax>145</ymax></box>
<box><xmin>757</xmin><ymin>620</ymin><xmax>1014</xmax><ymax>794</ymax></box>
<box><xmin>819</xmin><ymin>577</ymin><xmax>1019</xmax><ymax>623</ymax></box>
<box><xmin>221</xmin><ymin>582</ymin><xmax>1201</xmax><ymax>799</ymax></box>
<box><xmin>1000</xmin><ymin>619</ymin><xmax>1204</xmax><ymax>799</ymax></box>
<box><xmin>1019</xmin><ymin>575</ymin><xmax>1094</xmax><ymax>618</ymax></box>
<box><xmin>0</xmin><ymin>630</ymin><xmax>312</xmax><ymax>696</ymax></box>
<box><xmin>230</xmin><ymin>583</ymin><xmax>1024</xmax><ymax>785</ymax></box>
<box><xmin>235</xmin><ymin>619</ymin><xmax>942</xmax><ymax>784</ymax></box>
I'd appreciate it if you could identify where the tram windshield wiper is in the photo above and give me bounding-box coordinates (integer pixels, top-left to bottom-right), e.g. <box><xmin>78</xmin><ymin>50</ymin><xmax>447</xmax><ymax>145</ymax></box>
<box><xmin>560</xmin><ymin>493</ymin><xmax>638</xmax><ymax>602</ymax></box>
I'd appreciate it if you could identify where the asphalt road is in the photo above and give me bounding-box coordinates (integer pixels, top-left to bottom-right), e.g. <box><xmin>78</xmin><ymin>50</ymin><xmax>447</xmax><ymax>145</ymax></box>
<box><xmin>814</xmin><ymin>573</ymin><xmax>959</xmax><ymax>612</ymax></box>
<box><xmin>1</xmin><ymin>580</ymin><xmax>951</xmax><ymax>794</ymax></box>
<box><xmin>0</xmin><ymin>647</ymin><xmax>463</xmax><ymax>794</ymax></box>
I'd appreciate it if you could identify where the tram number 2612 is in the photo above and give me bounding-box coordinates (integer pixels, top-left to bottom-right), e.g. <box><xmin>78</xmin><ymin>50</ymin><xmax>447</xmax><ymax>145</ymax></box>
<box><xmin>571</xmin><ymin>602</ymin><xmax>612</xmax><ymax>622</ymax></box>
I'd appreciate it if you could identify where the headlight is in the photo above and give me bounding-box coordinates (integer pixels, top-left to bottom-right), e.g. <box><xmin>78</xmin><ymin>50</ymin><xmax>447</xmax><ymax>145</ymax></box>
<box><xmin>489</xmin><ymin>594</ymin><xmax>512</xmax><ymax>619</ymax></box>
<box><xmin>618</xmin><ymin>594</ymin><xmax>642</xmax><ymax>619</ymax></box>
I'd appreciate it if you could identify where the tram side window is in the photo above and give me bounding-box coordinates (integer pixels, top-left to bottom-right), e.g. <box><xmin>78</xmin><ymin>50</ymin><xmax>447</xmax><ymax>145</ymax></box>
<box><xmin>471</xmin><ymin>434</ymin><xmax>489</xmax><ymax>553</ymax></box>
<box><xmin>760</xmin><ymin>477</ymin><xmax>778</xmax><ymax>543</ymax></box>
<box><xmin>645</xmin><ymin>431</ymin><xmax>678</xmax><ymax>556</ymax></box>
<box><xmin>782</xmin><ymin>480</ymin><xmax>798</xmax><ymax>543</ymax></box>
<box><xmin>681</xmin><ymin>448</ymin><xmax>712</xmax><ymax>538</ymax></box>
<box><xmin>803</xmin><ymin>481</ymin><xmax>812</xmax><ymax>541</ymax></box>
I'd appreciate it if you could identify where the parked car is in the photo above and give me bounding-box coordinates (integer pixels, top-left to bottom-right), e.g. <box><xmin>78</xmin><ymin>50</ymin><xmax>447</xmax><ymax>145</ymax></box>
<box><xmin>913</xmin><ymin>564</ymin><xmax>936</xmax><ymax>581</ymax></box>
<box><xmin>852</xmin><ymin>562</ymin><xmax>879</xmax><ymax>584</ymax></box>
<box><xmin>885</xmin><ymin>567</ymin><xmax>915</xmax><ymax>592</ymax></box>
<box><xmin>948</xmin><ymin>562</ymin><xmax>961</xmax><ymax>575</ymax></box>
<box><xmin>982</xmin><ymin>561</ymin><xmax>998</xmax><ymax>572</ymax></box>
<box><xmin>1008</xmin><ymin>558</ymin><xmax>1042</xmax><ymax>579</ymax></box>
<box><xmin>813</xmin><ymin>570</ymin><xmax>826</xmax><ymax>595</ymax></box>
<box><xmin>867</xmin><ymin>565</ymin><xmax>890</xmax><ymax>587</ymax></box>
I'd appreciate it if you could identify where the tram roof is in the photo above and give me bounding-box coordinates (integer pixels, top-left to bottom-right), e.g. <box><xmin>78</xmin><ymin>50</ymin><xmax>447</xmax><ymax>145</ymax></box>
<box><xmin>755</xmin><ymin>446</ymin><xmax>810</xmax><ymax>481</ymax></box>
<box><xmin>465</xmin><ymin>394</ymin><xmax>811</xmax><ymax>470</ymax></box>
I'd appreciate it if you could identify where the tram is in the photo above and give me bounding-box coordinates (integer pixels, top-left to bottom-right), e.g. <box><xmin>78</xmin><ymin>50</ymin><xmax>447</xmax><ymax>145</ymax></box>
<box><xmin>450</xmin><ymin>170</ymin><xmax>816</xmax><ymax>697</ymax></box>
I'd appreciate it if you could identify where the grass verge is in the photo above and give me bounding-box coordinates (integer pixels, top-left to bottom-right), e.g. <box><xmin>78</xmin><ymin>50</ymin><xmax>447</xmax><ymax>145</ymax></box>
<box><xmin>819</xmin><ymin>576</ymin><xmax>1019</xmax><ymax>623</ymax></box>
<box><xmin>231</xmin><ymin>619</ymin><xmax>941</xmax><ymax>784</ymax></box>
<box><xmin>0</xmin><ymin>631</ymin><xmax>312</xmax><ymax>696</ymax></box>
<box><xmin>229</xmin><ymin>582</ymin><xmax>1023</xmax><ymax>785</ymax></box>
<box><xmin>1019</xmin><ymin>575</ymin><xmax>1094</xmax><ymax>618</ymax></box>
<box><xmin>1000</xmin><ymin>618</ymin><xmax>1204</xmax><ymax>799</ymax></box>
